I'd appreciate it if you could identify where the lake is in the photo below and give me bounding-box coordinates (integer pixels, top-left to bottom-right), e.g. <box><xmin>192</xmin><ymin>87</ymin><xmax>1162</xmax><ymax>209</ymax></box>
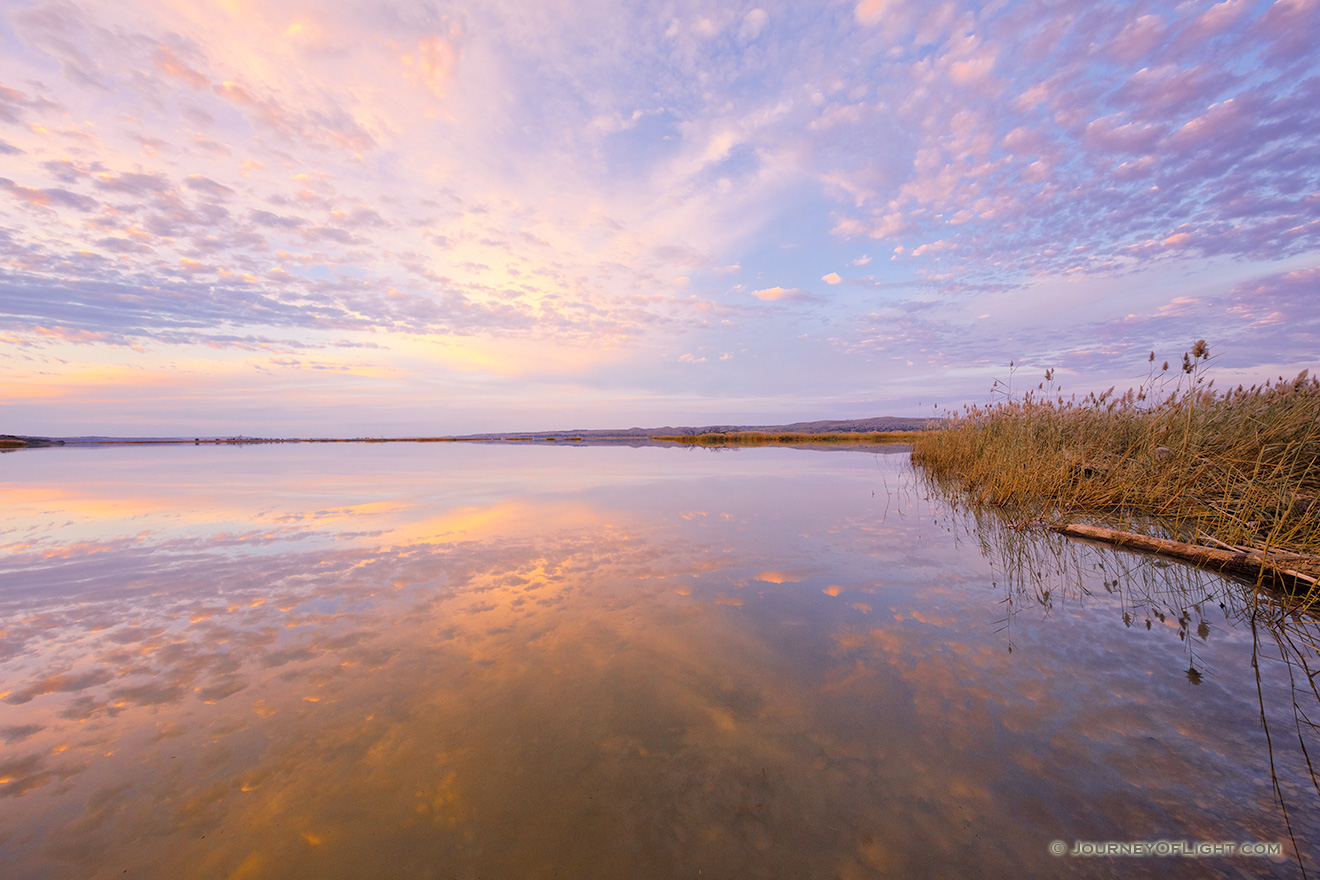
<box><xmin>1</xmin><ymin>443</ymin><xmax>1315</xmax><ymax>878</ymax></box>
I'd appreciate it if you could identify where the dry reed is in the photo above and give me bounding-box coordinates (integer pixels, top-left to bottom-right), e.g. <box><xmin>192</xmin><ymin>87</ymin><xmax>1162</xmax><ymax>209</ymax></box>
<box><xmin>911</xmin><ymin>345</ymin><xmax>1320</xmax><ymax>591</ymax></box>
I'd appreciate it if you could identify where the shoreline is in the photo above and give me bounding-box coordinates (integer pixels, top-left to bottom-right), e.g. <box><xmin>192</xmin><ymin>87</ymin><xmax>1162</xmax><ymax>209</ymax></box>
<box><xmin>3</xmin><ymin>432</ymin><xmax>921</xmax><ymax>451</ymax></box>
<box><xmin>1</xmin><ymin>418</ymin><xmax>937</xmax><ymax>451</ymax></box>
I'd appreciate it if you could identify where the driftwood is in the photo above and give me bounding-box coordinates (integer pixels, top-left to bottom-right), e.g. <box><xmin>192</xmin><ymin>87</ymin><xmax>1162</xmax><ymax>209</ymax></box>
<box><xmin>1047</xmin><ymin>522</ymin><xmax>1319</xmax><ymax>594</ymax></box>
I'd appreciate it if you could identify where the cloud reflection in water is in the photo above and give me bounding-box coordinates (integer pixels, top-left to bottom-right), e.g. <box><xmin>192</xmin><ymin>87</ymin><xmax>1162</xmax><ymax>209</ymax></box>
<box><xmin>0</xmin><ymin>444</ymin><xmax>1312</xmax><ymax>878</ymax></box>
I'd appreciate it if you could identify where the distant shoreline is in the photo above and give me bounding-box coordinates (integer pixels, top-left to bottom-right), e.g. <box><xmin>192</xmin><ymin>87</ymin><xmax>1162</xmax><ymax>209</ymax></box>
<box><xmin>3</xmin><ymin>435</ymin><xmax>917</xmax><ymax>451</ymax></box>
<box><xmin>1</xmin><ymin>417</ymin><xmax>940</xmax><ymax>451</ymax></box>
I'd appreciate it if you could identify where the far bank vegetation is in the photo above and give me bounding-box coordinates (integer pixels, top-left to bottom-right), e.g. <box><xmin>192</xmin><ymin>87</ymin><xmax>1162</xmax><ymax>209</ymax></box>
<box><xmin>656</xmin><ymin>430</ymin><xmax>925</xmax><ymax>446</ymax></box>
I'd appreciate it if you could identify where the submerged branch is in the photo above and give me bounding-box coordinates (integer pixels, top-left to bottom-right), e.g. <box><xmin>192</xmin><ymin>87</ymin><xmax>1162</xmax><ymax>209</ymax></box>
<box><xmin>1048</xmin><ymin>522</ymin><xmax>1320</xmax><ymax>594</ymax></box>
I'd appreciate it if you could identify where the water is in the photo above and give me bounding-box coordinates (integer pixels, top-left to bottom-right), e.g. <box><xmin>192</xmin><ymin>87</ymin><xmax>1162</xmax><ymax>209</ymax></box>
<box><xmin>1</xmin><ymin>443</ymin><xmax>1315</xmax><ymax>878</ymax></box>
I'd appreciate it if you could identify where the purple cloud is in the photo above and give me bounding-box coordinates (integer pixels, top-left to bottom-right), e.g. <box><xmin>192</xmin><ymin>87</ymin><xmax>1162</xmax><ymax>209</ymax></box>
<box><xmin>0</xmin><ymin>177</ymin><xmax>98</xmax><ymax>211</ymax></box>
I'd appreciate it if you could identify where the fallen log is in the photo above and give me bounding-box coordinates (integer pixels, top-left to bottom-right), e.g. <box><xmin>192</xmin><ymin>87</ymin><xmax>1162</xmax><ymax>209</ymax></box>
<box><xmin>1047</xmin><ymin>522</ymin><xmax>1319</xmax><ymax>594</ymax></box>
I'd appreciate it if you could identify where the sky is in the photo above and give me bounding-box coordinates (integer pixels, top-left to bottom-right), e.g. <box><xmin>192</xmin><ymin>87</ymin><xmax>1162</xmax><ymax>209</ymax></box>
<box><xmin>0</xmin><ymin>0</ymin><xmax>1317</xmax><ymax>436</ymax></box>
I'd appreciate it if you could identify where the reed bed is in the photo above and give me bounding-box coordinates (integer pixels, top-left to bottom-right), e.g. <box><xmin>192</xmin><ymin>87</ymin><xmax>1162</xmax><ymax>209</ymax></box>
<box><xmin>911</xmin><ymin>346</ymin><xmax>1320</xmax><ymax>593</ymax></box>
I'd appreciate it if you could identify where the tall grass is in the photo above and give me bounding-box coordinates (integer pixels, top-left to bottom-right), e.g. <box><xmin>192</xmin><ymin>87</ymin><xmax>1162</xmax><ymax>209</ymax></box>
<box><xmin>911</xmin><ymin>346</ymin><xmax>1320</xmax><ymax>571</ymax></box>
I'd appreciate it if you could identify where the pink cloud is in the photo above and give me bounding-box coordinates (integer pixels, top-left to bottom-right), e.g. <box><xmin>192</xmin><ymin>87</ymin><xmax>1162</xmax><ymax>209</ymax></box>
<box><xmin>0</xmin><ymin>177</ymin><xmax>98</xmax><ymax>212</ymax></box>
<box><xmin>401</xmin><ymin>31</ymin><xmax>463</xmax><ymax>101</ymax></box>
<box><xmin>1165</xmin><ymin>98</ymin><xmax>1247</xmax><ymax>151</ymax></box>
<box><xmin>1114</xmin><ymin>64</ymin><xmax>1233</xmax><ymax>121</ymax></box>
<box><xmin>1230</xmin><ymin>265</ymin><xmax>1320</xmax><ymax>308</ymax></box>
<box><xmin>1082</xmin><ymin>115</ymin><xmax>1166</xmax><ymax>153</ymax></box>
<box><xmin>212</xmin><ymin>80</ymin><xmax>257</xmax><ymax>106</ymax></box>
<box><xmin>1181</xmin><ymin>0</ymin><xmax>1253</xmax><ymax>44</ymax></box>
<box><xmin>152</xmin><ymin>45</ymin><xmax>208</xmax><ymax>90</ymax></box>
<box><xmin>830</xmin><ymin>0</ymin><xmax>1320</xmax><ymax>284</ymax></box>
<box><xmin>1000</xmin><ymin>125</ymin><xmax>1047</xmax><ymax>155</ymax></box>
<box><xmin>750</xmin><ymin>286</ymin><xmax>812</xmax><ymax>302</ymax></box>
<box><xmin>1251</xmin><ymin>0</ymin><xmax>1320</xmax><ymax>62</ymax></box>
<box><xmin>1108</xmin><ymin>14</ymin><xmax>1168</xmax><ymax>63</ymax></box>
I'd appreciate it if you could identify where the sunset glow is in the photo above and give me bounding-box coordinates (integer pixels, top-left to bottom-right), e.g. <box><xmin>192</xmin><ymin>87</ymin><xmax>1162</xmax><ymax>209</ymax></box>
<box><xmin>1</xmin><ymin>0</ymin><xmax>1317</xmax><ymax>435</ymax></box>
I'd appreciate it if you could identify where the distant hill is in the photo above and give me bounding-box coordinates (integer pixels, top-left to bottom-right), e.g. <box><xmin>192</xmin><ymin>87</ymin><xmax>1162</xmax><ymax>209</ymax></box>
<box><xmin>0</xmin><ymin>434</ymin><xmax>64</xmax><ymax>448</ymax></box>
<box><xmin>473</xmin><ymin>416</ymin><xmax>942</xmax><ymax>440</ymax></box>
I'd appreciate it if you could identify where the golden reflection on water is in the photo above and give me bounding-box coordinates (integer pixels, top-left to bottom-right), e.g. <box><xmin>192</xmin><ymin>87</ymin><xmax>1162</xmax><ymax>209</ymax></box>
<box><xmin>0</xmin><ymin>444</ymin><xmax>1314</xmax><ymax>878</ymax></box>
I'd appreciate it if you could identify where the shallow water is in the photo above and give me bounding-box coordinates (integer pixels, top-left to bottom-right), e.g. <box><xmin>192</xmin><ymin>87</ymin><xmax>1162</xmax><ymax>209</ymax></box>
<box><xmin>0</xmin><ymin>443</ymin><xmax>1315</xmax><ymax>878</ymax></box>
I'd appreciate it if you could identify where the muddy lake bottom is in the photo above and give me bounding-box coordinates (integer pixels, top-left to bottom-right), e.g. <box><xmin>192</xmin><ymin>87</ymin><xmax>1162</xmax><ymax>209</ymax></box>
<box><xmin>0</xmin><ymin>443</ymin><xmax>1315</xmax><ymax>878</ymax></box>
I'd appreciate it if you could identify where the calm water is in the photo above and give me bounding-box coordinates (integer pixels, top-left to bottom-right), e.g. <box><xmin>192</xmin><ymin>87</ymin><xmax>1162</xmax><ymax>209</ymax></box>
<box><xmin>1</xmin><ymin>443</ymin><xmax>1316</xmax><ymax>878</ymax></box>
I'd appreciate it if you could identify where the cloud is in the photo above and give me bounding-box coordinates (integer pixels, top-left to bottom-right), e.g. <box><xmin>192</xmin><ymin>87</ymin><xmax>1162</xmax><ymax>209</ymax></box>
<box><xmin>183</xmin><ymin>175</ymin><xmax>235</xmax><ymax>198</ymax></box>
<box><xmin>826</xmin><ymin>0</ymin><xmax>1320</xmax><ymax>282</ymax></box>
<box><xmin>0</xmin><ymin>0</ymin><xmax>1315</xmax><ymax>432</ymax></box>
<box><xmin>250</xmin><ymin>210</ymin><xmax>306</xmax><ymax>229</ymax></box>
<box><xmin>750</xmin><ymin>286</ymin><xmax>813</xmax><ymax>302</ymax></box>
<box><xmin>401</xmin><ymin>31</ymin><xmax>463</xmax><ymax>101</ymax></box>
<box><xmin>0</xmin><ymin>178</ymin><xmax>98</xmax><ymax>211</ymax></box>
<box><xmin>152</xmin><ymin>44</ymin><xmax>209</xmax><ymax>90</ymax></box>
<box><xmin>0</xmin><ymin>82</ymin><xmax>59</xmax><ymax>124</ymax></box>
<box><xmin>93</xmin><ymin>172</ymin><xmax>172</xmax><ymax>197</ymax></box>
<box><xmin>1225</xmin><ymin>265</ymin><xmax>1320</xmax><ymax>332</ymax></box>
<box><xmin>739</xmin><ymin>8</ymin><xmax>769</xmax><ymax>41</ymax></box>
<box><xmin>1081</xmin><ymin>115</ymin><xmax>1166</xmax><ymax>153</ymax></box>
<box><xmin>854</xmin><ymin>0</ymin><xmax>902</xmax><ymax>28</ymax></box>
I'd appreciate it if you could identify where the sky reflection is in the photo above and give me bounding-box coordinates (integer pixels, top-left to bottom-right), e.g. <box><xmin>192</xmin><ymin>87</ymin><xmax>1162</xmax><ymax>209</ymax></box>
<box><xmin>0</xmin><ymin>444</ymin><xmax>1313</xmax><ymax>878</ymax></box>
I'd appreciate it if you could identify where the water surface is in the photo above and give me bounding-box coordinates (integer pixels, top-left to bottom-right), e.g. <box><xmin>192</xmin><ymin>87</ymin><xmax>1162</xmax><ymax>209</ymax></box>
<box><xmin>1</xmin><ymin>443</ymin><xmax>1315</xmax><ymax>878</ymax></box>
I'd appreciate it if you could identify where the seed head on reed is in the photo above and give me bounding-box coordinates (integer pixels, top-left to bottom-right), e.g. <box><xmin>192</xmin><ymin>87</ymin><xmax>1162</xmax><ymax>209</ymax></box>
<box><xmin>912</xmin><ymin>346</ymin><xmax>1320</xmax><ymax>592</ymax></box>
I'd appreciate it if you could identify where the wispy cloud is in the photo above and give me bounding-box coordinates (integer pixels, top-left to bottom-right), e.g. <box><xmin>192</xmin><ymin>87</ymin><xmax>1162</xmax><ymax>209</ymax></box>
<box><xmin>0</xmin><ymin>0</ymin><xmax>1315</xmax><ymax>432</ymax></box>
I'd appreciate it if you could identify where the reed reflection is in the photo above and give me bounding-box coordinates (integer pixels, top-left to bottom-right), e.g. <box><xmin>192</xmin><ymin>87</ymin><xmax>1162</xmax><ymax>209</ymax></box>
<box><xmin>0</xmin><ymin>445</ymin><xmax>1313</xmax><ymax>878</ymax></box>
<box><xmin>940</xmin><ymin>498</ymin><xmax>1320</xmax><ymax>866</ymax></box>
